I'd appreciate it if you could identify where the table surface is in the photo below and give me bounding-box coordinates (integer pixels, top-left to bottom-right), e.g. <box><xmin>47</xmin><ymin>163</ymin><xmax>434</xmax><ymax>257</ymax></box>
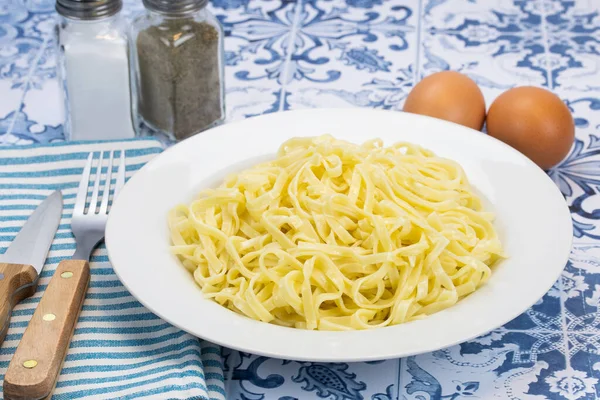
<box><xmin>1</xmin><ymin>0</ymin><xmax>600</xmax><ymax>399</ymax></box>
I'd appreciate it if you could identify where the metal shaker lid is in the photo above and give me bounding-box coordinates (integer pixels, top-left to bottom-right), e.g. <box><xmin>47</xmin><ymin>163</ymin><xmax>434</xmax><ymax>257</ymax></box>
<box><xmin>142</xmin><ymin>0</ymin><xmax>208</xmax><ymax>16</ymax></box>
<box><xmin>56</xmin><ymin>0</ymin><xmax>122</xmax><ymax>20</ymax></box>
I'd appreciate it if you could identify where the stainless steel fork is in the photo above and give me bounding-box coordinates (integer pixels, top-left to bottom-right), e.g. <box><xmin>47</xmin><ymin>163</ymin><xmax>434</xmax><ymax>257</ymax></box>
<box><xmin>72</xmin><ymin>151</ymin><xmax>126</xmax><ymax>260</ymax></box>
<box><xmin>3</xmin><ymin>150</ymin><xmax>126</xmax><ymax>400</ymax></box>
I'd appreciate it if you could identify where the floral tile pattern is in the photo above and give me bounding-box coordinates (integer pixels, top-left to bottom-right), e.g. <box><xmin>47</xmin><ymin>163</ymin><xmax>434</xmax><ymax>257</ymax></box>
<box><xmin>421</xmin><ymin>0</ymin><xmax>550</xmax><ymax>84</ymax></box>
<box><xmin>1</xmin><ymin>0</ymin><xmax>600</xmax><ymax>399</ymax></box>
<box><xmin>569</xmin><ymin>347</ymin><xmax>600</xmax><ymax>399</ymax></box>
<box><xmin>214</xmin><ymin>0</ymin><xmax>295</xmax><ymax>118</ymax></box>
<box><xmin>398</xmin><ymin>332</ymin><xmax>569</xmax><ymax>399</ymax></box>
<box><xmin>285</xmin><ymin>0</ymin><xmax>419</xmax><ymax>110</ymax></box>
<box><xmin>545</xmin><ymin>0</ymin><xmax>600</xmax><ymax>91</ymax></box>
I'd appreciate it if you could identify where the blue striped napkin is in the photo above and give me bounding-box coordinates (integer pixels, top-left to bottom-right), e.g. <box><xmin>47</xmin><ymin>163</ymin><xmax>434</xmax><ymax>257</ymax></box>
<box><xmin>0</xmin><ymin>139</ymin><xmax>225</xmax><ymax>400</ymax></box>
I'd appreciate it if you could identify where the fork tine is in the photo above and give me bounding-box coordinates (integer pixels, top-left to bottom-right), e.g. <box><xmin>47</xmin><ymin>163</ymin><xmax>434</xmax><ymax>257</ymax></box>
<box><xmin>74</xmin><ymin>153</ymin><xmax>94</xmax><ymax>216</ymax></box>
<box><xmin>99</xmin><ymin>151</ymin><xmax>115</xmax><ymax>215</ymax></box>
<box><xmin>89</xmin><ymin>152</ymin><xmax>104</xmax><ymax>215</ymax></box>
<box><xmin>114</xmin><ymin>150</ymin><xmax>126</xmax><ymax>198</ymax></box>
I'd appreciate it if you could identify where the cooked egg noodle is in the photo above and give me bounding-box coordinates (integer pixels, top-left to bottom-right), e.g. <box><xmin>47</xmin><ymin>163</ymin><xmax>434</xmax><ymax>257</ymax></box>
<box><xmin>169</xmin><ymin>135</ymin><xmax>504</xmax><ymax>330</ymax></box>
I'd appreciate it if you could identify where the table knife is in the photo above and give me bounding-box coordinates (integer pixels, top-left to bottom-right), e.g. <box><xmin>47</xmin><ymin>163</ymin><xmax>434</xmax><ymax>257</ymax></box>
<box><xmin>0</xmin><ymin>191</ymin><xmax>63</xmax><ymax>346</ymax></box>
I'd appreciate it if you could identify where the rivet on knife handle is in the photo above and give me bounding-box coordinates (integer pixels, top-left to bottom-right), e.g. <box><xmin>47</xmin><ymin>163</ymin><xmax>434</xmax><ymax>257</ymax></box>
<box><xmin>0</xmin><ymin>263</ymin><xmax>38</xmax><ymax>345</ymax></box>
<box><xmin>4</xmin><ymin>260</ymin><xmax>90</xmax><ymax>400</ymax></box>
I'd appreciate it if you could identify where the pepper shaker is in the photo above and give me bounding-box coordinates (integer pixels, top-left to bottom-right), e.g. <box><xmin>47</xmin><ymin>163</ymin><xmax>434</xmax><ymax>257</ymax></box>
<box><xmin>130</xmin><ymin>0</ymin><xmax>225</xmax><ymax>141</ymax></box>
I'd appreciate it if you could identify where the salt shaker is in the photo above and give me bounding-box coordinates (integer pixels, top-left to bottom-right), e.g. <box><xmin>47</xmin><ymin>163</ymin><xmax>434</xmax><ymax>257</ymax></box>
<box><xmin>55</xmin><ymin>0</ymin><xmax>135</xmax><ymax>141</ymax></box>
<box><xmin>130</xmin><ymin>0</ymin><xmax>225</xmax><ymax>141</ymax></box>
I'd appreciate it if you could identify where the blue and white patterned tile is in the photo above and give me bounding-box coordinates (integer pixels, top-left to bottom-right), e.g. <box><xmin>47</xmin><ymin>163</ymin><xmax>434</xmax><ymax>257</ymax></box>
<box><xmin>568</xmin><ymin>340</ymin><xmax>600</xmax><ymax>399</ymax></box>
<box><xmin>0</xmin><ymin>0</ymin><xmax>51</xmax><ymax>86</ymax></box>
<box><xmin>222</xmin><ymin>350</ymin><xmax>400</xmax><ymax>400</ymax></box>
<box><xmin>0</xmin><ymin>0</ymin><xmax>37</xmax><ymax>138</ymax></box>
<box><xmin>210</xmin><ymin>0</ymin><xmax>291</xmax><ymax>119</ymax></box>
<box><xmin>419</xmin><ymin>0</ymin><xmax>551</xmax><ymax>109</ymax></box>
<box><xmin>398</xmin><ymin>331</ymin><xmax>569</xmax><ymax>399</ymax></box>
<box><xmin>0</xmin><ymin>89</ymin><xmax>24</xmax><ymax>140</ymax></box>
<box><xmin>545</xmin><ymin>0</ymin><xmax>600</xmax><ymax>91</ymax></box>
<box><xmin>12</xmin><ymin>32</ymin><xmax>62</xmax><ymax>143</ymax></box>
<box><xmin>285</xmin><ymin>0</ymin><xmax>418</xmax><ymax>111</ymax></box>
<box><xmin>503</xmin><ymin>289</ymin><xmax>563</xmax><ymax>331</ymax></box>
<box><xmin>570</xmin><ymin>241</ymin><xmax>600</xmax><ymax>279</ymax></box>
<box><xmin>1</xmin><ymin>0</ymin><xmax>61</xmax><ymax>143</ymax></box>
<box><xmin>21</xmin><ymin>35</ymin><xmax>63</xmax><ymax>134</ymax></box>
<box><xmin>541</xmin><ymin>364</ymin><xmax>598</xmax><ymax>400</ymax></box>
<box><xmin>549</xmin><ymin>91</ymin><xmax>600</xmax><ymax>239</ymax></box>
<box><xmin>563</xmin><ymin>251</ymin><xmax>600</xmax><ymax>334</ymax></box>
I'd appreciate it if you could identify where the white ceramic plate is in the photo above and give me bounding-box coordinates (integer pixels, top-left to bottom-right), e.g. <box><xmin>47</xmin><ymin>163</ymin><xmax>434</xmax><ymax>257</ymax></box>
<box><xmin>106</xmin><ymin>108</ymin><xmax>572</xmax><ymax>362</ymax></box>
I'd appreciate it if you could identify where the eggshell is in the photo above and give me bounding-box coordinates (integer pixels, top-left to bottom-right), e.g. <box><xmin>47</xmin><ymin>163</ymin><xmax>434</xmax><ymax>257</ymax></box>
<box><xmin>486</xmin><ymin>86</ymin><xmax>574</xmax><ymax>170</ymax></box>
<box><xmin>403</xmin><ymin>71</ymin><xmax>486</xmax><ymax>130</ymax></box>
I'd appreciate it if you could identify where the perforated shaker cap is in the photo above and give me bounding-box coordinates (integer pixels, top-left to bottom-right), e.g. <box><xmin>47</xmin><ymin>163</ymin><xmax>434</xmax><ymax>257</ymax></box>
<box><xmin>56</xmin><ymin>0</ymin><xmax>122</xmax><ymax>20</ymax></box>
<box><xmin>142</xmin><ymin>0</ymin><xmax>209</xmax><ymax>16</ymax></box>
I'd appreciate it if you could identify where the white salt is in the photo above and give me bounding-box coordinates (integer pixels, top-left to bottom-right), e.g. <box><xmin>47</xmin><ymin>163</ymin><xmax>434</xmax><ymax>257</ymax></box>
<box><xmin>58</xmin><ymin>17</ymin><xmax>135</xmax><ymax>140</ymax></box>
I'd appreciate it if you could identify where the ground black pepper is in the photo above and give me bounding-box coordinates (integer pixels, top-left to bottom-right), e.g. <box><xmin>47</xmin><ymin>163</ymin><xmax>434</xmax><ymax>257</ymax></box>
<box><xmin>136</xmin><ymin>18</ymin><xmax>223</xmax><ymax>140</ymax></box>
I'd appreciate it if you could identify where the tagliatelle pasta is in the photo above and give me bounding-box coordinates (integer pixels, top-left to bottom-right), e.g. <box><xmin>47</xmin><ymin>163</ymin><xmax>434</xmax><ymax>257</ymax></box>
<box><xmin>168</xmin><ymin>135</ymin><xmax>505</xmax><ymax>330</ymax></box>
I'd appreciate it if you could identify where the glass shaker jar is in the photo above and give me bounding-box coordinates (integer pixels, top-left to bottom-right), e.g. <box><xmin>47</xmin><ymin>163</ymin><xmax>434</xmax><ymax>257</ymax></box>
<box><xmin>130</xmin><ymin>0</ymin><xmax>225</xmax><ymax>141</ymax></box>
<box><xmin>55</xmin><ymin>0</ymin><xmax>136</xmax><ymax>141</ymax></box>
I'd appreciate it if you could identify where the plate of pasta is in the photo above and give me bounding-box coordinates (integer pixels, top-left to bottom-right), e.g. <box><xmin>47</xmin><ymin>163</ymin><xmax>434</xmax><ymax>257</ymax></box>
<box><xmin>106</xmin><ymin>108</ymin><xmax>572</xmax><ymax>361</ymax></box>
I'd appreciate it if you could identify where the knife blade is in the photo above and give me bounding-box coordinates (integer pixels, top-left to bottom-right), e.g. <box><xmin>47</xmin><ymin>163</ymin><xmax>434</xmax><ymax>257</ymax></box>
<box><xmin>0</xmin><ymin>191</ymin><xmax>63</xmax><ymax>345</ymax></box>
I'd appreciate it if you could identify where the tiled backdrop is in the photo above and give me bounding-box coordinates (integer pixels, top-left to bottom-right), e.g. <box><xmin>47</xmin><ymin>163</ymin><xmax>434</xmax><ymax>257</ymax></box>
<box><xmin>1</xmin><ymin>0</ymin><xmax>599</xmax><ymax>399</ymax></box>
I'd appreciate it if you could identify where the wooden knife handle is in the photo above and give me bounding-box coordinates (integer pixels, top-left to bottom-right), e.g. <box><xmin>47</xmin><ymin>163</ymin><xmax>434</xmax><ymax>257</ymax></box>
<box><xmin>0</xmin><ymin>263</ymin><xmax>39</xmax><ymax>346</ymax></box>
<box><xmin>3</xmin><ymin>260</ymin><xmax>90</xmax><ymax>400</ymax></box>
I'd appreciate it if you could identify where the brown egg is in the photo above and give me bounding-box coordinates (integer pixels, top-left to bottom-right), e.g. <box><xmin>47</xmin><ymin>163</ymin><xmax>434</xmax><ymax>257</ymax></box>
<box><xmin>403</xmin><ymin>71</ymin><xmax>486</xmax><ymax>130</ymax></box>
<box><xmin>486</xmin><ymin>86</ymin><xmax>574</xmax><ymax>170</ymax></box>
